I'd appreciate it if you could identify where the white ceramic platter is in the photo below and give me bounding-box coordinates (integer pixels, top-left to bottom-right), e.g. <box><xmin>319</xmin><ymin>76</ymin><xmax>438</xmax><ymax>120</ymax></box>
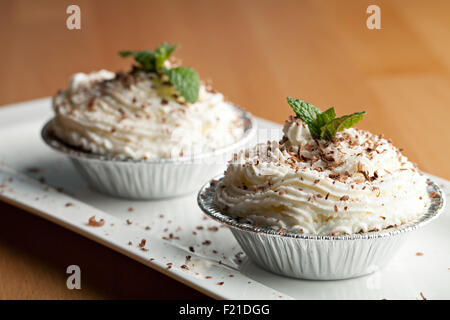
<box><xmin>0</xmin><ymin>98</ymin><xmax>449</xmax><ymax>300</ymax></box>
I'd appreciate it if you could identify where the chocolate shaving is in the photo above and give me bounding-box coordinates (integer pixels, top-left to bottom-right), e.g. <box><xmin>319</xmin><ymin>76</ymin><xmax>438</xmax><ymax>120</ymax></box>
<box><xmin>329</xmin><ymin>173</ymin><xmax>340</xmax><ymax>180</ymax></box>
<box><xmin>88</xmin><ymin>216</ymin><xmax>105</xmax><ymax>227</ymax></box>
<box><xmin>429</xmin><ymin>192</ymin><xmax>440</xmax><ymax>199</ymax></box>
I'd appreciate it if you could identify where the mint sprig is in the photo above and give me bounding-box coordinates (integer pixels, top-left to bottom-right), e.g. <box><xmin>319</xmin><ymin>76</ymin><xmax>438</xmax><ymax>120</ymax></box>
<box><xmin>286</xmin><ymin>97</ymin><xmax>365</xmax><ymax>141</ymax></box>
<box><xmin>119</xmin><ymin>43</ymin><xmax>177</xmax><ymax>71</ymax></box>
<box><xmin>119</xmin><ymin>43</ymin><xmax>200</xmax><ymax>103</ymax></box>
<box><xmin>154</xmin><ymin>43</ymin><xmax>177</xmax><ymax>69</ymax></box>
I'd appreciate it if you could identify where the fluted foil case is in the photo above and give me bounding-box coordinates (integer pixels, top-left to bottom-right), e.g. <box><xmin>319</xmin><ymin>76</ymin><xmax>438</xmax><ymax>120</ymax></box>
<box><xmin>197</xmin><ymin>177</ymin><xmax>445</xmax><ymax>280</ymax></box>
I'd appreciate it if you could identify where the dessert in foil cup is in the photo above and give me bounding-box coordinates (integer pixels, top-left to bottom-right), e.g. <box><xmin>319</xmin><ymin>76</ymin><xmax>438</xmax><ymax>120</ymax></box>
<box><xmin>41</xmin><ymin>44</ymin><xmax>256</xmax><ymax>199</ymax></box>
<box><xmin>197</xmin><ymin>97</ymin><xmax>446</xmax><ymax>279</ymax></box>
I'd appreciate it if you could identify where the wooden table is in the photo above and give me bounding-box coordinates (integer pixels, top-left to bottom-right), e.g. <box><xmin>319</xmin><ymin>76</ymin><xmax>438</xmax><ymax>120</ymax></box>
<box><xmin>0</xmin><ymin>0</ymin><xmax>448</xmax><ymax>299</ymax></box>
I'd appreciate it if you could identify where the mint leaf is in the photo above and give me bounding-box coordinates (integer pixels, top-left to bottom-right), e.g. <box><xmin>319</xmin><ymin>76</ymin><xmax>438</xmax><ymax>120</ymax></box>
<box><xmin>315</xmin><ymin>107</ymin><xmax>336</xmax><ymax>129</ymax></box>
<box><xmin>286</xmin><ymin>97</ymin><xmax>322</xmax><ymax>137</ymax></box>
<box><xmin>155</xmin><ymin>43</ymin><xmax>177</xmax><ymax>69</ymax></box>
<box><xmin>320</xmin><ymin>111</ymin><xmax>366</xmax><ymax>140</ymax></box>
<box><xmin>164</xmin><ymin>67</ymin><xmax>200</xmax><ymax>103</ymax></box>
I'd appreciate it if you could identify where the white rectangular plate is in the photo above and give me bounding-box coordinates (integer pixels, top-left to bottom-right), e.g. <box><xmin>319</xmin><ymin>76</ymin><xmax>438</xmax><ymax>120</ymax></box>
<box><xmin>1</xmin><ymin>98</ymin><xmax>449</xmax><ymax>300</ymax></box>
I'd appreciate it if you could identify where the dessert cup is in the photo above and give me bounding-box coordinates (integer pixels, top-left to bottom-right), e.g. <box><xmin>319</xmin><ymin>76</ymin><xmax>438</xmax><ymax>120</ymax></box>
<box><xmin>41</xmin><ymin>106</ymin><xmax>256</xmax><ymax>200</ymax></box>
<box><xmin>197</xmin><ymin>176</ymin><xmax>445</xmax><ymax>280</ymax></box>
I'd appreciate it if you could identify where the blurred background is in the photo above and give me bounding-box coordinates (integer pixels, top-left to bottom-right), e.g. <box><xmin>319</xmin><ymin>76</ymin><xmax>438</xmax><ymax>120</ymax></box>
<box><xmin>1</xmin><ymin>0</ymin><xmax>449</xmax><ymax>178</ymax></box>
<box><xmin>0</xmin><ymin>0</ymin><xmax>449</xmax><ymax>299</ymax></box>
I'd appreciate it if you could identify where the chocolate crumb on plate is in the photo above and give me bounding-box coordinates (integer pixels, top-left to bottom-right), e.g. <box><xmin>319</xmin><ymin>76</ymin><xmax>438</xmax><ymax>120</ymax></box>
<box><xmin>88</xmin><ymin>216</ymin><xmax>105</xmax><ymax>227</ymax></box>
<box><xmin>217</xmin><ymin>282</ymin><xmax>224</xmax><ymax>286</ymax></box>
<box><xmin>26</xmin><ymin>167</ymin><xmax>41</xmax><ymax>174</ymax></box>
<box><xmin>65</xmin><ymin>202</ymin><xmax>74</xmax><ymax>207</ymax></box>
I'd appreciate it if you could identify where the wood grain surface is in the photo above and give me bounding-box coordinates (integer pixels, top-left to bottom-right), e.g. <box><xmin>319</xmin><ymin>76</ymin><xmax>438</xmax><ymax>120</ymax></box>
<box><xmin>0</xmin><ymin>0</ymin><xmax>449</xmax><ymax>299</ymax></box>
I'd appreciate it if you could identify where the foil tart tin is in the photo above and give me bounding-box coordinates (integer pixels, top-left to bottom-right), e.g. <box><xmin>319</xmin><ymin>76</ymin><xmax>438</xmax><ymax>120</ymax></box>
<box><xmin>41</xmin><ymin>106</ymin><xmax>256</xmax><ymax>200</ymax></box>
<box><xmin>197</xmin><ymin>176</ymin><xmax>446</xmax><ymax>280</ymax></box>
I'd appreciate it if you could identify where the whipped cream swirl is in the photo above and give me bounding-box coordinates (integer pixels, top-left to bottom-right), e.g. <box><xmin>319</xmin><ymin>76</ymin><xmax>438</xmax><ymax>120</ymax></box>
<box><xmin>51</xmin><ymin>70</ymin><xmax>244</xmax><ymax>159</ymax></box>
<box><xmin>215</xmin><ymin>116</ymin><xmax>430</xmax><ymax>235</ymax></box>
